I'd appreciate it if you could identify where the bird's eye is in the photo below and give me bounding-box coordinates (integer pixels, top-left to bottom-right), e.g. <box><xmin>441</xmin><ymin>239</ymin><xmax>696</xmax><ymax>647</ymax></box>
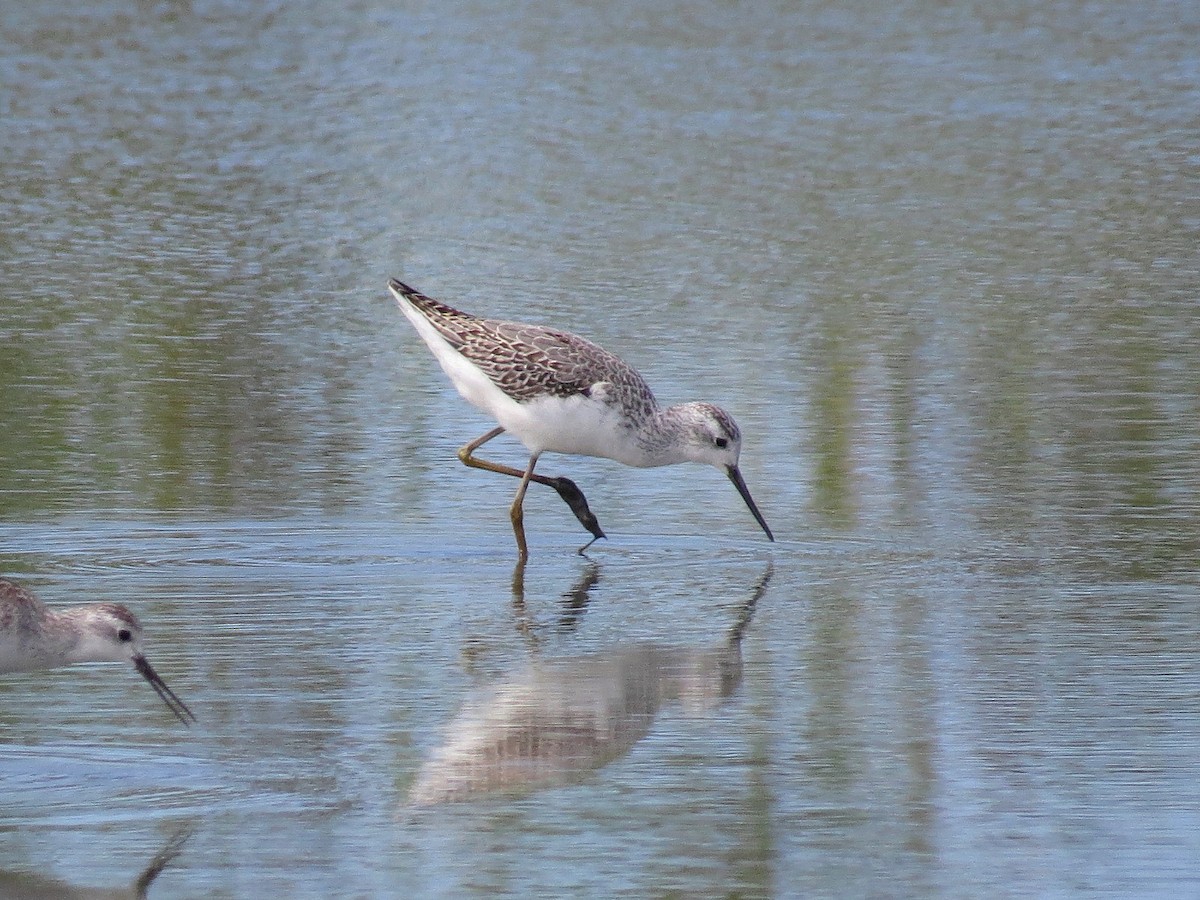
<box><xmin>715</xmin><ymin>437</ymin><xmax>728</xmax><ymax>449</ymax></box>
<box><xmin>118</xmin><ymin>629</ymin><xmax>132</xmax><ymax>642</ymax></box>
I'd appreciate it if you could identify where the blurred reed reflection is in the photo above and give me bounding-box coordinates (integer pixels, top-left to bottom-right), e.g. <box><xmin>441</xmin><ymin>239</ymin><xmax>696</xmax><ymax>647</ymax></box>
<box><xmin>408</xmin><ymin>564</ymin><xmax>772</xmax><ymax>806</ymax></box>
<box><xmin>0</xmin><ymin>825</ymin><xmax>191</xmax><ymax>900</ymax></box>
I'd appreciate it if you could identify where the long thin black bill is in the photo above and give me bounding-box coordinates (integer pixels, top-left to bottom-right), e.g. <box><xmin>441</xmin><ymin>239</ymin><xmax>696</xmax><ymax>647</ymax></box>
<box><xmin>726</xmin><ymin>465</ymin><xmax>775</xmax><ymax>542</ymax></box>
<box><xmin>134</xmin><ymin>655</ymin><xmax>197</xmax><ymax>725</ymax></box>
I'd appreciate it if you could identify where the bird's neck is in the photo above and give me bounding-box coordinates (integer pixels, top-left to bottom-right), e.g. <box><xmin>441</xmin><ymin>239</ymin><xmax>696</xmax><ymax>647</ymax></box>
<box><xmin>45</xmin><ymin>608</ymin><xmax>90</xmax><ymax>664</ymax></box>
<box><xmin>631</xmin><ymin>405</ymin><xmax>696</xmax><ymax>467</ymax></box>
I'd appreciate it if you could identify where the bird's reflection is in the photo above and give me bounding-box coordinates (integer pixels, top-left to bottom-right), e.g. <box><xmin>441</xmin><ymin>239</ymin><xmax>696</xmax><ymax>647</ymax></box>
<box><xmin>555</xmin><ymin>561</ymin><xmax>599</xmax><ymax>632</ymax></box>
<box><xmin>510</xmin><ymin>559</ymin><xmax>601</xmax><ymax>644</ymax></box>
<box><xmin>409</xmin><ymin>564</ymin><xmax>772</xmax><ymax>806</ymax></box>
<box><xmin>0</xmin><ymin>824</ymin><xmax>191</xmax><ymax>899</ymax></box>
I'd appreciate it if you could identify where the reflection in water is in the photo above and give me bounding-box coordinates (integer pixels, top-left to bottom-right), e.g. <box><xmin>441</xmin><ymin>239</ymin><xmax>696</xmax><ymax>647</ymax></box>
<box><xmin>0</xmin><ymin>825</ymin><xmax>191</xmax><ymax>900</ymax></box>
<box><xmin>510</xmin><ymin>559</ymin><xmax>601</xmax><ymax>643</ymax></box>
<box><xmin>409</xmin><ymin>565</ymin><xmax>772</xmax><ymax>806</ymax></box>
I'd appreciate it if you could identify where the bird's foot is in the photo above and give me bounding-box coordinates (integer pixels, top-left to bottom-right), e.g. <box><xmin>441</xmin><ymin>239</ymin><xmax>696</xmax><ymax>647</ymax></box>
<box><xmin>545</xmin><ymin>476</ymin><xmax>606</xmax><ymax>542</ymax></box>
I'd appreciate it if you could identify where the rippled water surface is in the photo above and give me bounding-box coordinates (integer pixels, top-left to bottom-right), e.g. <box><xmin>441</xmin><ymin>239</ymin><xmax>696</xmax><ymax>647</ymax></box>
<box><xmin>2</xmin><ymin>1</ymin><xmax>1199</xmax><ymax>896</ymax></box>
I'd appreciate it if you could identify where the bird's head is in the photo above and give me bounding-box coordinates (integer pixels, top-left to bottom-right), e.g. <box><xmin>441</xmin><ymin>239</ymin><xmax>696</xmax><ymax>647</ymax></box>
<box><xmin>675</xmin><ymin>403</ymin><xmax>774</xmax><ymax>542</ymax></box>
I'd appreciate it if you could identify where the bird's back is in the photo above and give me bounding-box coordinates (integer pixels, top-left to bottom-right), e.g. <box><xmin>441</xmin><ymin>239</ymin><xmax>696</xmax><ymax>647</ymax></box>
<box><xmin>392</xmin><ymin>280</ymin><xmax>658</xmax><ymax>420</ymax></box>
<box><xmin>0</xmin><ymin>579</ymin><xmax>49</xmax><ymax>672</ymax></box>
<box><xmin>0</xmin><ymin>579</ymin><xmax>44</xmax><ymax>636</ymax></box>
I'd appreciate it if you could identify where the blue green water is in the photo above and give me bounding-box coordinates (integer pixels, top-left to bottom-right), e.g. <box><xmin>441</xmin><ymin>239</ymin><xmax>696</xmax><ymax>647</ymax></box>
<box><xmin>2</xmin><ymin>1</ymin><xmax>1198</xmax><ymax>896</ymax></box>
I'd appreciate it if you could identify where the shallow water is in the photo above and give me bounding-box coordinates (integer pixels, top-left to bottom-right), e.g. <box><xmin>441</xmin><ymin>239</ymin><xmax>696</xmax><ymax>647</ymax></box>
<box><xmin>2</xmin><ymin>0</ymin><xmax>1199</xmax><ymax>896</ymax></box>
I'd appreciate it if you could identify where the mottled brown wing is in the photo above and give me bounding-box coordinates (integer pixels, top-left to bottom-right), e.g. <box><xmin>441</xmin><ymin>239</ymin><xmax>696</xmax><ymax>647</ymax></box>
<box><xmin>464</xmin><ymin>319</ymin><xmax>653</xmax><ymax>410</ymax></box>
<box><xmin>397</xmin><ymin>282</ymin><xmax>657</xmax><ymax>415</ymax></box>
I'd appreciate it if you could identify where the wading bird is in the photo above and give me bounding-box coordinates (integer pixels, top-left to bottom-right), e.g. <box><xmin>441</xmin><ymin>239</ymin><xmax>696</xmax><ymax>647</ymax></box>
<box><xmin>0</xmin><ymin>578</ymin><xmax>195</xmax><ymax>724</ymax></box>
<box><xmin>389</xmin><ymin>278</ymin><xmax>774</xmax><ymax>559</ymax></box>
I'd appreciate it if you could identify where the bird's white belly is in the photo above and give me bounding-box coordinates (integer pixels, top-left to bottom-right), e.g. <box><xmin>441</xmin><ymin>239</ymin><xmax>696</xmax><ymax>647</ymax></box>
<box><xmin>500</xmin><ymin>392</ymin><xmax>646</xmax><ymax>464</ymax></box>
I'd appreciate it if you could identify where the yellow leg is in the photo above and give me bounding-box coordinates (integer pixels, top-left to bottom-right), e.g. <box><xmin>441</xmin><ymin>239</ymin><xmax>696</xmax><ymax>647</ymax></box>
<box><xmin>457</xmin><ymin>428</ymin><xmax>551</xmax><ymax>483</ymax></box>
<box><xmin>509</xmin><ymin>452</ymin><xmax>540</xmax><ymax>561</ymax></box>
<box><xmin>457</xmin><ymin>427</ymin><xmax>509</xmax><ymax>472</ymax></box>
<box><xmin>456</xmin><ymin>429</ymin><xmax>606</xmax><ymax>546</ymax></box>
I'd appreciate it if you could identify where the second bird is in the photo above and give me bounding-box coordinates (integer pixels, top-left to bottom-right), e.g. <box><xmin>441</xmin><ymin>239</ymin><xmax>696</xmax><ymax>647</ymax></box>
<box><xmin>389</xmin><ymin>278</ymin><xmax>774</xmax><ymax>559</ymax></box>
<box><xmin>0</xmin><ymin>577</ymin><xmax>195</xmax><ymax>725</ymax></box>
